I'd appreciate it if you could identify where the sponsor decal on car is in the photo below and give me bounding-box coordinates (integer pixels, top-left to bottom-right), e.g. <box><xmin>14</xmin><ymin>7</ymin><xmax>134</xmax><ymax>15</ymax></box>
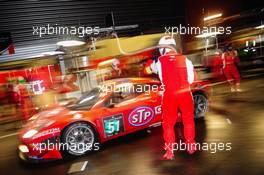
<box><xmin>155</xmin><ymin>105</ymin><xmax>162</xmax><ymax>114</ymax></box>
<box><xmin>128</xmin><ymin>106</ymin><xmax>154</xmax><ymax>126</ymax></box>
<box><xmin>33</xmin><ymin>128</ymin><xmax>60</xmax><ymax>139</ymax></box>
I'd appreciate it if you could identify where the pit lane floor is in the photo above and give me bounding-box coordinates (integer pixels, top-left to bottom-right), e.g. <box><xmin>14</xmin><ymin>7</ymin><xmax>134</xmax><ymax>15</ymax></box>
<box><xmin>0</xmin><ymin>78</ymin><xmax>263</xmax><ymax>175</ymax></box>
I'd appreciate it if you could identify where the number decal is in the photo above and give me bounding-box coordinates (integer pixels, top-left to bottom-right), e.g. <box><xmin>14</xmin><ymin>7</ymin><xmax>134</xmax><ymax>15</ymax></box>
<box><xmin>103</xmin><ymin>114</ymin><xmax>124</xmax><ymax>138</ymax></box>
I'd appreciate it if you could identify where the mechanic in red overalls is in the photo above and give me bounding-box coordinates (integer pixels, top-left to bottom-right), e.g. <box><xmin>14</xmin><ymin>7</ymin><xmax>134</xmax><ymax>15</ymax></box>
<box><xmin>17</xmin><ymin>77</ymin><xmax>31</xmax><ymax>120</ymax></box>
<box><xmin>145</xmin><ymin>36</ymin><xmax>196</xmax><ymax>160</ymax></box>
<box><xmin>210</xmin><ymin>52</ymin><xmax>225</xmax><ymax>82</ymax></box>
<box><xmin>222</xmin><ymin>45</ymin><xmax>241</xmax><ymax>92</ymax></box>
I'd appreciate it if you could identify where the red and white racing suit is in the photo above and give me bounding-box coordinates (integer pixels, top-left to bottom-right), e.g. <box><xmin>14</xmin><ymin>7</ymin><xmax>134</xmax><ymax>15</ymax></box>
<box><xmin>146</xmin><ymin>52</ymin><xmax>196</xmax><ymax>152</ymax></box>
<box><xmin>222</xmin><ymin>51</ymin><xmax>240</xmax><ymax>86</ymax></box>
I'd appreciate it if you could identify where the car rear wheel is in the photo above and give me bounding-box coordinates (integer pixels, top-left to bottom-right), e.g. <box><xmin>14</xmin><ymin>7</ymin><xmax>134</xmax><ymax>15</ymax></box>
<box><xmin>61</xmin><ymin>122</ymin><xmax>100</xmax><ymax>156</ymax></box>
<box><xmin>193</xmin><ymin>93</ymin><xmax>208</xmax><ymax>118</ymax></box>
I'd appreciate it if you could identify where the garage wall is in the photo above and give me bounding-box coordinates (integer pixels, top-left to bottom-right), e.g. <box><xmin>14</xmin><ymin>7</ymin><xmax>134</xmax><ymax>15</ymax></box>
<box><xmin>0</xmin><ymin>0</ymin><xmax>185</xmax><ymax>47</ymax></box>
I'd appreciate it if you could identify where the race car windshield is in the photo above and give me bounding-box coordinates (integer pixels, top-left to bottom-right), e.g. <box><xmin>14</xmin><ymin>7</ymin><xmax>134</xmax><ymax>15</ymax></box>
<box><xmin>66</xmin><ymin>88</ymin><xmax>102</xmax><ymax>110</ymax></box>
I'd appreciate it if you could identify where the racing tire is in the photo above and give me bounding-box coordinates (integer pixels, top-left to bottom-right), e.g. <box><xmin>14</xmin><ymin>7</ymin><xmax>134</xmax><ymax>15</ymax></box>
<box><xmin>193</xmin><ymin>93</ymin><xmax>208</xmax><ymax>119</ymax></box>
<box><xmin>61</xmin><ymin>122</ymin><xmax>100</xmax><ymax>157</ymax></box>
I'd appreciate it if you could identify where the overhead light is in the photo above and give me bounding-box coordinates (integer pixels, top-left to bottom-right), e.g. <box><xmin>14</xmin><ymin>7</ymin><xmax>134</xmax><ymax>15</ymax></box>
<box><xmin>41</xmin><ymin>51</ymin><xmax>65</xmax><ymax>56</ymax></box>
<box><xmin>204</xmin><ymin>13</ymin><xmax>222</xmax><ymax>21</ymax></box>
<box><xmin>255</xmin><ymin>25</ymin><xmax>264</xmax><ymax>29</ymax></box>
<box><xmin>195</xmin><ymin>32</ymin><xmax>221</xmax><ymax>38</ymax></box>
<box><xmin>98</xmin><ymin>58</ymin><xmax>118</xmax><ymax>67</ymax></box>
<box><xmin>57</xmin><ymin>40</ymin><xmax>85</xmax><ymax>47</ymax></box>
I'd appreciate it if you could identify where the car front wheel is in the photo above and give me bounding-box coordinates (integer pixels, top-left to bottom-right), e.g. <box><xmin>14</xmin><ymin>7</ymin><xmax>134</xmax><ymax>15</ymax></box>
<box><xmin>193</xmin><ymin>93</ymin><xmax>208</xmax><ymax>118</ymax></box>
<box><xmin>61</xmin><ymin>122</ymin><xmax>100</xmax><ymax>156</ymax></box>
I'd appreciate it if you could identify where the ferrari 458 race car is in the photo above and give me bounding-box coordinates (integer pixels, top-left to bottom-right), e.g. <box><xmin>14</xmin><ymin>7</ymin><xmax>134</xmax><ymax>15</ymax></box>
<box><xmin>18</xmin><ymin>78</ymin><xmax>210</xmax><ymax>162</ymax></box>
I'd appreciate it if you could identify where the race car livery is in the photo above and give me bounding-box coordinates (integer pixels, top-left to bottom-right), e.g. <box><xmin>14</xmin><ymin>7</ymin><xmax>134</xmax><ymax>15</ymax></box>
<box><xmin>18</xmin><ymin>78</ymin><xmax>210</xmax><ymax>162</ymax></box>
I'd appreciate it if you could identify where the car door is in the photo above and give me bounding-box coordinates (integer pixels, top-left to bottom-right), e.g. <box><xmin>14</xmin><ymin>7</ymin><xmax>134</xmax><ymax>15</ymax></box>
<box><xmin>131</xmin><ymin>83</ymin><xmax>163</xmax><ymax>127</ymax></box>
<box><xmin>100</xmin><ymin>83</ymin><xmax>162</xmax><ymax>140</ymax></box>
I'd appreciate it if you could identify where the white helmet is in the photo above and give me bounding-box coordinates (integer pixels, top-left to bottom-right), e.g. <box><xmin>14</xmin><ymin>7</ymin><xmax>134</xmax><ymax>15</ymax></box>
<box><xmin>158</xmin><ymin>36</ymin><xmax>176</xmax><ymax>55</ymax></box>
<box><xmin>112</xmin><ymin>58</ymin><xmax>120</xmax><ymax>71</ymax></box>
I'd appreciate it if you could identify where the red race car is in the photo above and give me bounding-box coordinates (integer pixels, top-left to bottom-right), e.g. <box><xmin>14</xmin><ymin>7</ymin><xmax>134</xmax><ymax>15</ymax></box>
<box><xmin>18</xmin><ymin>78</ymin><xmax>210</xmax><ymax>162</ymax></box>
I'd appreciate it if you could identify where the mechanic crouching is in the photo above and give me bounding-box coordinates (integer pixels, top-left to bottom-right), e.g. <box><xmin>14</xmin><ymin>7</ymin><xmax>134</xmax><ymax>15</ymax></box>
<box><xmin>145</xmin><ymin>36</ymin><xmax>196</xmax><ymax>160</ymax></box>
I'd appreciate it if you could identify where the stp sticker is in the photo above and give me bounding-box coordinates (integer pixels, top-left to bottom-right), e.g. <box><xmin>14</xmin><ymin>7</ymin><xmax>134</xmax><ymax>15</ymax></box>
<box><xmin>128</xmin><ymin>106</ymin><xmax>154</xmax><ymax>126</ymax></box>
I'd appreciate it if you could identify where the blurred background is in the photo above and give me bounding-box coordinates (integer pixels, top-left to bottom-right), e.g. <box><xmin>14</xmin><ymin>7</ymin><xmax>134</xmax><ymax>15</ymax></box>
<box><xmin>0</xmin><ymin>1</ymin><xmax>263</xmax><ymax>174</ymax></box>
<box><xmin>0</xmin><ymin>0</ymin><xmax>263</xmax><ymax>124</ymax></box>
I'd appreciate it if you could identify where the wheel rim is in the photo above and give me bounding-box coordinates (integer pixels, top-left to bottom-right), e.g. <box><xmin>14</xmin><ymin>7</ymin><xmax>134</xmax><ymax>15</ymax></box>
<box><xmin>193</xmin><ymin>94</ymin><xmax>208</xmax><ymax>116</ymax></box>
<box><xmin>65</xmin><ymin>125</ymin><xmax>94</xmax><ymax>154</ymax></box>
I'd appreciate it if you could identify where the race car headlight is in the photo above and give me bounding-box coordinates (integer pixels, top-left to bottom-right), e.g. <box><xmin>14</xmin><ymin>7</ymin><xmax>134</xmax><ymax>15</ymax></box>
<box><xmin>18</xmin><ymin>145</ymin><xmax>29</xmax><ymax>153</ymax></box>
<box><xmin>23</xmin><ymin>129</ymin><xmax>38</xmax><ymax>139</ymax></box>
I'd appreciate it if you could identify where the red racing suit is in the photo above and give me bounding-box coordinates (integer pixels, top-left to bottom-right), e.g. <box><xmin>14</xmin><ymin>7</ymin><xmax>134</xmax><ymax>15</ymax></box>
<box><xmin>146</xmin><ymin>52</ymin><xmax>196</xmax><ymax>151</ymax></box>
<box><xmin>222</xmin><ymin>51</ymin><xmax>240</xmax><ymax>85</ymax></box>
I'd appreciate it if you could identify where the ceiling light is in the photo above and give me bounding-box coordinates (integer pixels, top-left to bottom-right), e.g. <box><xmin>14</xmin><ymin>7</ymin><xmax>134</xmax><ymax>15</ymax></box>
<box><xmin>195</xmin><ymin>32</ymin><xmax>221</xmax><ymax>38</ymax></box>
<box><xmin>98</xmin><ymin>58</ymin><xmax>118</xmax><ymax>67</ymax></box>
<box><xmin>255</xmin><ymin>25</ymin><xmax>264</xmax><ymax>29</ymax></box>
<box><xmin>204</xmin><ymin>13</ymin><xmax>222</xmax><ymax>21</ymax></box>
<box><xmin>41</xmin><ymin>51</ymin><xmax>65</xmax><ymax>56</ymax></box>
<box><xmin>57</xmin><ymin>40</ymin><xmax>85</xmax><ymax>47</ymax></box>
